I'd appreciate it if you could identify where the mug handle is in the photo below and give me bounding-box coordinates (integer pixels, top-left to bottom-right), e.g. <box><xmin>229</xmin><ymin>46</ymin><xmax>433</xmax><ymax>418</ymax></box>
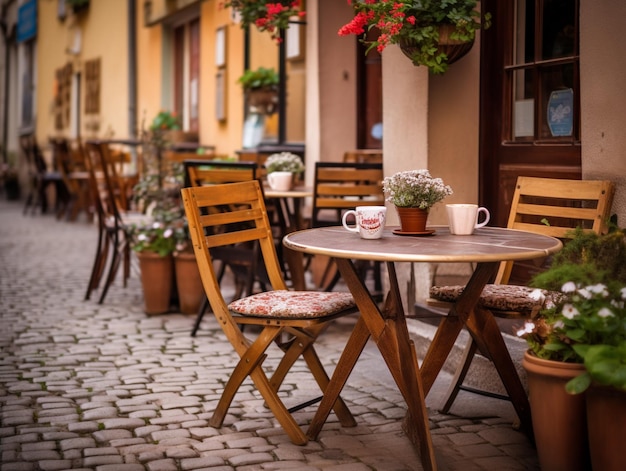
<box><xmin>342</xmin><ymin>210</ymin><xmax>359</xmax><ymax>233</ymax></box>
<box><xmin>475</xmin><ymin>207</ymin><xmax>490</xmax><ymax>229</ymax></box>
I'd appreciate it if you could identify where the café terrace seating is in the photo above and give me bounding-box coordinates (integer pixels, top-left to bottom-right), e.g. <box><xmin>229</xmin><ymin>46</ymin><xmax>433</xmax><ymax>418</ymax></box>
<box><xmin>425</xmin><ymin>176</ymin><xmax>615</xmax><ymax>412</ymax></box>
<box><xmin>181</xmin><ymin>180</ymin><xmax>358</xmax><ymax>444</ymax></box>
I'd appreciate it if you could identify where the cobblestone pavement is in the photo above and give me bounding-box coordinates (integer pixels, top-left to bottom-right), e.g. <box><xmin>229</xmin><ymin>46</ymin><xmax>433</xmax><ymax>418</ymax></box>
<box><xmin>0</xmin><ymin>199</ymin><xmax>539</xmax><ymax>470</ymax></box>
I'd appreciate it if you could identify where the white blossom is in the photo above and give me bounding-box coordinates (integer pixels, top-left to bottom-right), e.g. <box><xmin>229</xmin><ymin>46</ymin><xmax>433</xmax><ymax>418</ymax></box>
<box><xmin>597</xmin><ymin>307</ymin><xmax>614</xmax><ymax>318</ymax></box>
<box><xmin>562</xmin><ymin>303</ymin><xmax>580</xmax><ymax>319</ymax></box>
<box><xmin>561</xmin><ymin>281</ymin><xmax>577</xmax><ymax>293</ymax></box>
<box><xmin>529</xmin><ymin>289</ymin><xmax>545</xmax><ymax>302</ymax></box>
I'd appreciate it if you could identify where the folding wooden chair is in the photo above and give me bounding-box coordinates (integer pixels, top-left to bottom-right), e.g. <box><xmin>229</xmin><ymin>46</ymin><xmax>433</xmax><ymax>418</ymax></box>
<box><xmin>83</xmin><ymin>140</ymin><xmax>150</xmax><ymax>303</ymax></box>
<box><xmin>181</xmin><ymin>180</ymin><xmax>358</xmax><ymax>444</ymax></box>
<box><xmin>427</xmin><ymin>176</ymin><xmax>615</xmax><ymax>412</ymax></box>
<box><xmin>183</xmin><ymin>159</ymin><xmax>268</xmax><ymax>336</ymax></box>
<box><xmin>311</xmin><ymin>161</ymin><xmax>385</xmax><ymax>293</ymax></box>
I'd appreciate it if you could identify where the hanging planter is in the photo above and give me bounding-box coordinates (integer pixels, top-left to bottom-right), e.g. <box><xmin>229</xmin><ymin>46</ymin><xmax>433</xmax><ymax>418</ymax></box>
<box><xmin>399</xmin><ymin>24</ymin><xmax>475</xmax><ymax>68</ymax></box>
<box><xmin>339</xmin><ymin>0</ymin><xmax>491</xmax><ymax>74</ymax></box>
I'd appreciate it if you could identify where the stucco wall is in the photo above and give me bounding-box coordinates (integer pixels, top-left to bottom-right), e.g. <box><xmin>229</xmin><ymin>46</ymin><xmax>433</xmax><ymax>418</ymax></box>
<box><xmin>580</xmin><ymin>0</ymin><xmax>626</xmax><ymax>225</ymax></box>
<box><xmin>37</xmin><ymin>0</ymin><xmax>129</xmax><ymax>144</ymax></box>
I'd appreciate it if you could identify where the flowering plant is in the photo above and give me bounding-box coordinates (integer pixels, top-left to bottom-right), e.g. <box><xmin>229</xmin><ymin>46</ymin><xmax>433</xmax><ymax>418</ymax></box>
<box><xmin>338</xmin><ymin>0</ymin><xmax>491</xmax><ymax>74</ymax></box>
<box><xmin>382</xmin><ymin>169</ymin><xmax>452</xmax><ymax>209</ymax></box>
<box><xmin>518</xmin><ymin>226</ymin><xmax>626</xmax><ymax>393</ymax></box>
<box><xmin>264</xmin><ymin>152</ymin><xmax>305</xmax><ymax>174</ymax></box>
<box><xmin>150</xmin><ymin>110</ymin><xmax>180</xmax><ymax>131</ymax></box>
<box><xmin>128</xmin><ymin>219</ymin><xmax>189</xmax><ymax>257</ymax></box>
<box><xmin>225</xmin><ymin>0</ymin><xmax>305</xmax><ymax>42</ymax></box>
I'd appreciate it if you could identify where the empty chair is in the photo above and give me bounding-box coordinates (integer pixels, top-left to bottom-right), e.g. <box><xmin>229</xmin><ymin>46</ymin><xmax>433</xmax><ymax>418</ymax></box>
<box><xmin>183</xmin><ymin>159</ymin><xmax>265</xmax><ymax>336</ymax></box>
<box><xmin>427</xmin><ymin>176</ymin><xmax>615</xmax><ymax>412</ymax></box>
<box><xmin>181</xmin><ymin>180</ymin><xmax>358</xmax><ymax>444</ymax></box>
<box><xmin>311</xmin><ymin>161</ymin><xmax>385</xmax><ymax>292</ymax></box>
<box><xmin>83</xmin><ymin>140</ymin><xmax>150</xmax><ymax>303</ymax></box>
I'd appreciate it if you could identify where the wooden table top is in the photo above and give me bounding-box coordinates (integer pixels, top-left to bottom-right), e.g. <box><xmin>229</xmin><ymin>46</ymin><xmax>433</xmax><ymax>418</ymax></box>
<box><xmin>284</xmin><ymin>225</ymin><xmax>563</xmax><ymax>264</ymax></box>
<box><xmin>264</xmin><ymin>186</ymin><xmax>312</xmax><ymax>199</ymax></box>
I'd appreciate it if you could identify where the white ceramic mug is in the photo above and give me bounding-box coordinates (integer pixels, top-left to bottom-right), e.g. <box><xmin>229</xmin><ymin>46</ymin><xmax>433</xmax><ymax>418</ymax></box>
<box><xmin>267</xmin><ymin>171</ymin><xmax>293</xmax><ymax>191</ymax></box>
<box><xmin>342</xmin><ymin>206</ymin><xmax>387</xmax><ymax>239</ymax></box>
<box><xmin>446</xmin><ymin>204</ymin><xmax>490</xmax><ymax>235</ymax></box>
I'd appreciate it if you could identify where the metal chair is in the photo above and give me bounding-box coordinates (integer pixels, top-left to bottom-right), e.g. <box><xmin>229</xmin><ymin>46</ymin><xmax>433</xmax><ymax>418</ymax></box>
<box><xmin>181</xmin><ymin>180</ymin><xmax>358</xmax><ymax>444</ymax></box>
<box><xmin>427</xmin><ymin>176</ymin><xmax>615</xmax><ymax>412</ymax></box>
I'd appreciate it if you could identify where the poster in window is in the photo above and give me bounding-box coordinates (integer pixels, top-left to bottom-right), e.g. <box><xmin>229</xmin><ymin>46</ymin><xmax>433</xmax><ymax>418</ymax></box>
<box><xmin>547</xmin><ymin>88</ymin><xmax>573</xmax><ymax>137</ymax></box>
<box><xmin>215</xmin><ymin>27</ymin><xmax>226</xmax><ymax>67</ymax></box>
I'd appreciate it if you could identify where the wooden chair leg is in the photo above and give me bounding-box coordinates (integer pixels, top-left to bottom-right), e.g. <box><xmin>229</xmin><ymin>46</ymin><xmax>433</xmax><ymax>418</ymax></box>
<box><xmin>439</xmin><ymin>338</ymin><xmax>479</xmax><ymax>413</ymax></box>
<box><xmin>209</xmin><ymin>326</ymin><xmax>280</xmax><ymax>428</ymax></box>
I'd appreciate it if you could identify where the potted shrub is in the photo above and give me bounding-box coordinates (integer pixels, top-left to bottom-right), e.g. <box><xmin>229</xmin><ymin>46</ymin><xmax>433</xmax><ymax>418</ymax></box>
<box><xmin>339</xmin><ymin>0</ymin><xmax>491</xmax><ymax>74</ymax></box>
<box><xmin>238</xmin><ymin>67</ymin><xmax>280</xmax><ymax>115</ymax></box>
<box><xmin>225</xmin><ymin>0</ymin><xmax>305</xmax><ymax>41</ymax></box>
<box><xmin>382</xmin><ymin>169</ymin><xmax>453</xmax><ymax>233</ymax></box>
<box><xmin>518</xmin><ymin>224</ymin><xmax>626</xmax><ymax>471</ymax></box>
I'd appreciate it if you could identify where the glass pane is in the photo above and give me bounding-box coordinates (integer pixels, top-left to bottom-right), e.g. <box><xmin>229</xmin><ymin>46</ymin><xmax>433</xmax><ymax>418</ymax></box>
<box><xmin>515</xmin><ymin>0</ymin><xmax>535</xmax><ymax>64</ymax></box>
<box><xmin>513</xmin><ymin>69</ymin><xmax>535</xmax><ymax>139</ymax></box>
<box><xmin>539</xmin><ymin>64</ymin><xmax>575</xmax><ymax>138</ymax></box>
<box><xmin>542</xmin><ymin>0</ymin><xmax>576</xmax><ymax>60</ymax></box>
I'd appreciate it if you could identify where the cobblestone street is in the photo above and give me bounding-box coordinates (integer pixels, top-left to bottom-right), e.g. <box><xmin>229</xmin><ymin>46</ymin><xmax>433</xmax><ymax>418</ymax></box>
<box><xmin>0</xmin><ymin>199</ymin><xmax>539</xmax><ymax>470</ymax></box>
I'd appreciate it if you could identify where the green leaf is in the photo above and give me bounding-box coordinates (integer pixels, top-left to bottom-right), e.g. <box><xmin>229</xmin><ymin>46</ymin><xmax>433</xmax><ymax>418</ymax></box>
<box><xmin>566</xmin><ymin>372</ymin><xmax>591</xmax><ymax>394</ymax></box>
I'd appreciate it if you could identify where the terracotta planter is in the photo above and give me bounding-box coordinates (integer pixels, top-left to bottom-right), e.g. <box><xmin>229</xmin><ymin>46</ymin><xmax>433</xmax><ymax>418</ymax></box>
<box><xmin>586</xmin><ymin>385</ymin><xmax>626</xmax><ymax>471</ymax></box>
<box><xmin>522</xmin><ymin>351</ymin><xmax>590</xmax><ymax>471</ymax></box>
<box><xmin>395</xmin><ymin>206</ymin><xmax>428</xmax><ymax>233</ymax></box>
<box><xmin>174</xmin><ymin>251</ymin><xmax>204</xmax><ymax>315</ymax></box>
<box><xmin>137</xmin><ymin>251</ymin><xmax>174</xmax><ymax>315</ymax></box>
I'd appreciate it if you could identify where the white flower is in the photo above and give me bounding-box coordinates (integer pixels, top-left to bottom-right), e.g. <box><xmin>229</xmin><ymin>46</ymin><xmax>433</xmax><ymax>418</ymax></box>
<box><xmin>529</xmin><ymin>289</ymin><xmax>545</xmax><ymax>302</ymax></box>
<box><xmin>561</xmin><ymin>281</ymin><xmax>577</xmax><ymax>293</ymax></box>
<box><xmin>587</xmin><ymin>283</ymin><xmax>608</xmax><ymax>296</ymax></box>
<box><xmin>578</xmin><ymin>288</ymin><xmax>592</xmax><ymax>299</ymax></box>
<box><xmin>382</xmin><ymin>169</ymin><xmax>453</xmax><ymax>209</ymax></box>
<box><xmin>264</xmin><ymin>152</ymin><xmax>305</xmax><ymax>173</ymax></box>
<box><xmin>163</xmin><ymin>228</ymin><xmax>173</xmax><ymax>238</ymax></box>
<box><xmin>621</xmin><ymin>287</ymin><xmax>626</xmax><ymax>300</ymax></box>
<box><xmin>138</xmin><ymin>233</ymin><xmax>148</xmax><ymax>242</ymax></box>
<box><xmin>562</xmin><ymin>303</ymin><xmax>580</xmax><ymax>319</ymax></box>
<box><xmin>553</xmin><ymin>320</ymin><xmax>565</xmax><ymax>329</ymax></box>
<box><xmin>597</xmin><ymin>307</ymin><xmax>614</xmax><ymax>318</ymax></box>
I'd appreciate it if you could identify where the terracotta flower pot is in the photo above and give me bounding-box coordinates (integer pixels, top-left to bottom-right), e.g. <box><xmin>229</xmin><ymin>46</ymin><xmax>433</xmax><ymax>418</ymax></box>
<box><xmin>586</xmin><ymin>385</ymin><xmax>626</xmax><ymax>471</ymax></box>
<box><xmin>395</xmin><ymin>206</ymin><xmax>428</xmax><ymax>233</ymax></box>
<box><xmin>522</xmin><ymin>351</ymin><xmax>590</xmax><ymax>471</ymax></box>
<box><xmin>137</xmin><ymin>251</ymin><xmax>174</xmax><ymax>315</ymax></box>
<box><xmin>174</xmin><ymin>251</ymin><xmax>204</xmax><ymax>315</ymax></box>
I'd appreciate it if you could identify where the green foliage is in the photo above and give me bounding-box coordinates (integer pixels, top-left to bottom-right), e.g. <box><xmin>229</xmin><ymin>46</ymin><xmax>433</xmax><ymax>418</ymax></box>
<box><xmin>519</xmin><ymin>222</ymin><xmax>626</xmax><ymax>392</ymax></box>
<box><xmin>237</xmin><ymin>67</ymin><xmax>279</xmax><ymax>91</ymax></box>
<box><xmin>225</xmin><ymin>1</ymin><xmax>305</xmax><ymax>41</ymax></box>
<box><xmin>150</xmin><ymin>110</ymin><xmax>180</xmax><ymax>131</ymax></box>
<box><xmin>339</xmin><ymin>0</ymin><xmax>491</xmax><ymax>74</ymax></box>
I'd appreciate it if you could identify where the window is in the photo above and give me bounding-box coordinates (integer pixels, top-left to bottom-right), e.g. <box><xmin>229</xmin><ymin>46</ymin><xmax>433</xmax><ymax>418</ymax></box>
<box><xmin>507</xmin><ymin>0</ymin><xmax>579</xmax><ymax>143</ymax></box>
<box><xmin>84</xmin><ymin>58</ymin><xmax>100</xmax><ymax>114</ymax></box>
<box><xmin>54</xmin><ymin>63</ymin><xmax>73</xmax><ymax>130</ymax></box>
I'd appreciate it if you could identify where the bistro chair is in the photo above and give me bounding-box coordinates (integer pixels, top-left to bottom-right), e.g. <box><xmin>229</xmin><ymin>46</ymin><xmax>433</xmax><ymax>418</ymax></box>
<box><xmin>83</xmin><ymin>140</ymin><xmax>151</xmax><ymax>303</ymax></box>
<box><xmin>426</xmin><ymin>176</ymin><xmax>615</xmax><ymax>412</ymax></box>
<box><xmin>50</xmin><ymin>137</ymin><xmax>92</xmax><ymax>222</ymax></box>
<box><xmin>20</xmin><ymin>134</ymin><xmax>65</xmax><ymax>216</ymax></box>
<box><xmin>183</xmin><ymin>159</ymin><xmax>267</xmax><ymax>336</ymax></box>
<box><xmin>181</xmin><ymin>180</ymin><xmax>358</xmax><ymax>444</ymax></box>
<box><xmin>342</xmin><ymin>149</ymin><xmax>383</xmax><ymax>164</ymax></box>
<box><xmin>311</xmin><ymin>161</ymin><xmax>385</xmax><ymax>293</ymax></box>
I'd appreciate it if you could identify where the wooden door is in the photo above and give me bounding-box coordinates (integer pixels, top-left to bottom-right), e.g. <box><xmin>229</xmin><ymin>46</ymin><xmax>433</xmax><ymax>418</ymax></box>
<box><xmin>356</xmin><ymin>32</ymin><xmax>383</xmax><ymax>149</ymax></box>
<box><xmin>479</xmin><ymin>0</ymin><xmax>581</xmax><ymax>227</ymax></box>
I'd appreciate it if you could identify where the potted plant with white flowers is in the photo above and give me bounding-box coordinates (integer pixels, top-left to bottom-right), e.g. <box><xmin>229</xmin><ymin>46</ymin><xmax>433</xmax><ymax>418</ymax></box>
<box><xmin>263</xmin><ymin>151</ymin><xmax>305</xmax><ymax>190</ymax></box>
<box><xmin>518</xmin><ymin>225</ymin><xmax>626</xmax><ymax>471</ymax></box>
<box><xmin>382</xmin><ymin>169</ymin><xmax>452</xmax><ymax>233</ymax></box>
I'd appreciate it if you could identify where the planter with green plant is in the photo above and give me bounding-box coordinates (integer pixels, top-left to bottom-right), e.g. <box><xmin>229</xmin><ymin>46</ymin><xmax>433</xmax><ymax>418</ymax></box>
<box><xmin>518</xmin><ymin>224</ymin><xmax>626</xmax><ymax>471</ymax></box>
<box><xmin>339</xmin><ymin>0</ymin><xmax>491</xmax><ymax>74</ymax></box>
<box><xmin>238</xmin><ymin>67</ymin><xmax>280</xmax><ymax>114</ymax></box>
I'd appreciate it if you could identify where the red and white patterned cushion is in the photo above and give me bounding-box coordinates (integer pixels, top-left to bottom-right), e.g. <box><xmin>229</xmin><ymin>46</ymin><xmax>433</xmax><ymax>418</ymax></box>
<box><xmin>228</xmin><ymin>290</ymin><xmax>355</xmax><ymax>319</ymax></box>
<box><xmin>429</xmin><ymin>284</ymin><xmax>563</xmax><ymax>313</ymax></box>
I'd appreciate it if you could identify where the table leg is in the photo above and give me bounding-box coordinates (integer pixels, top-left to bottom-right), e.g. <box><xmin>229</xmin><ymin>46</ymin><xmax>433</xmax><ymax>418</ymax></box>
<box><xmin>420</xmin><ymin>262</ymin><xmax>498</xmax><ymax>394</ymax></box>
<box><xmin>310</xmin><ymin>258</ymin><xmax>437</xmax><ymax>471</ymax></box>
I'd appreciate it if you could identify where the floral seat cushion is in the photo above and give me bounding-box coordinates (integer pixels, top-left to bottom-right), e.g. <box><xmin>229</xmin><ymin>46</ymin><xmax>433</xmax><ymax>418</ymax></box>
<box><xmin>430</xmin><ymin>284</ymin><xmax>564</xmax><ymax>314</ymax></box>
<box><xmin>228</xmin><ymin>290</ymin><xmax>356</xmax><ymax>319</ymax></box>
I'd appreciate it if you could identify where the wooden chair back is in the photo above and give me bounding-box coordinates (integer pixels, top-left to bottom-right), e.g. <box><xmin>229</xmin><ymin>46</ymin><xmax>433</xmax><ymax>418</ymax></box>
<box><xmin>342</xmin><ymin>149</ymin><xmax>383</xmax><ymax>164</ymax></box>
<box><xmin>182</xmin><ymin>181</ymin><xmax>287</xmax><ymax>334</ymax></box>
<box><xmin>311</xmin><ymin>161</ymin><xmax>385</xmax><ymax>227</ymax></box>
<box><xmin>183</xmin><ymin>159</ymin><xmax>258</xmax><ymax>188</ymax></box>
<box><xmin>496</xmin><ymin>176</ymin><xmax>615</xmax><ymax>285</ymax></box>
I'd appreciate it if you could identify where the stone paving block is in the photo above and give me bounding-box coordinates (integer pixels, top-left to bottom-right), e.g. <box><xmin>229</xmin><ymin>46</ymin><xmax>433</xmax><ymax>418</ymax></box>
<box><xmin>36</xmin><ymin>460</ymin><xmax>74</xmax><ymax>471</ymax></box>
<box><xmin>145</xmin><ymin>459</ymin><xmax>178</xmax><ymax>471</ymax></box>
<box><xmin>228</xmin><ymin>452</ymin><xmax>275</xmax><ymax>467</ymax></box>
<box><xmin>59</xmin><ymin>437</ymin><xmax>97</xmax><ymax>451</ymax></box>
<box><xmin>178</xmin><ymin>456</ymin><xmax>225</xmax><ymax>470</ymax></box>
<box><xmin>83</xmin><ymin>454</ymin><xmax>125</xmax><ymax>466</ymax></box>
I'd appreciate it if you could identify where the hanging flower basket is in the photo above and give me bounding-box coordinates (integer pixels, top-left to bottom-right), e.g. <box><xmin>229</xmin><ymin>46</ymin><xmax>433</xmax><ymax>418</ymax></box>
<box><xmin>247</xmin><ymin>87</ymin><xmax>279</xmax><ymax>115</ymax></box>
<box><xmin>399</xmin><ymin>24</ymin><xmax>475</xmax><ymax>67</ymax></box>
